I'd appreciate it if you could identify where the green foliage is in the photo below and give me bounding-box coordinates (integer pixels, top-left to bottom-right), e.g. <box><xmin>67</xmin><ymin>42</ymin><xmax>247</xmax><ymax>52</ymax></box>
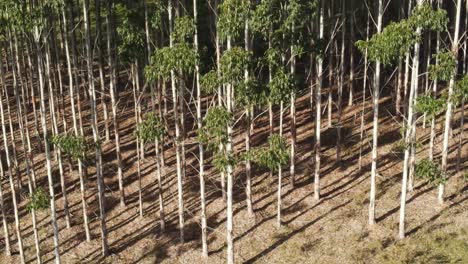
<box><xmin>428</xmin><ymin>51</ymin><xmax>456</xmax><ymax>81</ymax></box>
<box><xmin>409</xmin><ymin>3</ymin><xmax>448</xmax><ymax>32</ymax></box>
<box><xmin>455</xmin><ymin>75</ymin><xmax>468</xmax><ymax>104</ymax></box>
<box><xmin>51</xmin><ymin>134</ymin><xmax>88</xmax><ymax>161</ymax></box>
<box><xmin>213</xmin><ymin>152</ymin><xmax>236</xmax><ymax>173</ymax></box>
<box><xmin>200</xmin><ymin>70</ymin><xmax>221</xmax><ymax>94</ymax></box>
<box><xmin>198</xmin><ymin>106</ymin><xmax>232</xmax><ymax>151</ymax></box>
<box><xmin>220</xmin><ymin>47</ymin><xmax>252</xmax><ymax>84</ymax></box>
<box><xmin>135</xmin><ymin>113</ymin><xmax>165</xmax><ymax>144</ymax></box>
<box><xmin>150</xmin><ymin>0</ymin><xmax>166</xmax><ymax>30</ymax></box>
<box><xmin>172</xmin><ymin>16</ymin><xmax>195</xmax><ymax>43</ymax></box>
<box><xmin>146</xmin><ymin>43</ymin><xmax>198</xmax><ymax>81</ymax></box>
<box><xmin>236</xmin><ymin>78</ymin><xmax>268</xmax><ymax>109</ymax></box>
<box><xmin>415</xmin><ymin>158</ymin><xmax>445</xmax><ymax>186</ymax></box>
<box><xmin>356</xmin><ymin>4</ymin><xmax>447</xmax><ymax>66</ymax></box>
<box><xmin>268</xmin><ymin>69</ymin><xmax>296</xmax><ymax>104</ymax></box>
<box><xmin>26</xmin><ymin>187</ymin><xmax>50</xmax><ymax>213</ymax></box>
<box><xmin>264</xmin><ymin>47</ymin><xmax>282</xmax><ymax>69</ymax></box>
<box><xmin>356</xmin><ymin>20</ymin><xmax>415</xmax><ymax>65</ymax></box>
<box><xmin>415</xmin><ymin>95</ymin><xmax>446</xmax><ymax>120</ymax></box>
<box><xmin>251</xmin><ymin>0</ymin><xmax>278</xmax><ymax>39</ymax></box>
<box><xmin>218</xmin><ymin>0</ymin><xmax>250</xmax><ymax>40</ymax></box>
<box><xmin>252</xmin><ymin>134</ymin><xmax>290</xmax><ymax>172</ymax></box>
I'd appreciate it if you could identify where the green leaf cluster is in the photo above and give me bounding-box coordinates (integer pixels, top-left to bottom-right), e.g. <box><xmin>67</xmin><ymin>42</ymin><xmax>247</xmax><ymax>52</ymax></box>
<box><xmin>415</xmin><ymin>158</ymin><xmax>445</xmax><ymax>186</ymax></box>
<box><xmin>197</xmin><ymin>106</ymin><xmax>232</xmax><ymax>151</ymax></box>
<box><xmin>356</xmin><ymin>20</ymin><xmax>414</xmax><ymax>65</ymax></box>
<box><xmin>251</xmin><ymin>134</ymin><xmax>290</xmax><ymax>172</ymax></box>
<box><xmin>213</xmin><ymin>152</ymin><xmax>236</xmax><ymax>173</ymax></box>
<box><xmin>409</xmin><ymin>3</ymin><xmax>448</xmax><ymax>32</ymax></box>
<box><xmin>146</xmin><ymin>43</ymin><xmax>198</xmax><ymax>80</ymax></box>
<box><xmin>356</xmin><ymin>3</ymin><xmax>447</xmax><ymax>66</ymax></box>
<box><xmin>236</xmin><ymin>78</ymin><xmax>268</xmax><ymax>109</ymax></box>
<box><xmin>428</xmin><ymin>51</ymin><xmax>456</xmax><ymax>82</ymax></box>
<box><xmin>268</xmin><ymin>68</ymin><xmax>296</xmax><ymax>104</ymax></box>
<box><xmin>200</xmin><ymin>70</ymin><xmax>221</xmax><ymax>94</ymax></box>
<box><xmin>455</xmin><ymin>75</ymin><xmax>468</xmax><ymax>103</ymax></box>
<box><xmin>26</xmin><ymin>187</ymin><xmax>50</xmax><ymax>213</ymax></box>
<box><xmin>415</xmin><ymin>95</ymin><xmax>446</xmax><ymax>120</ymax></box>
<box><xmin>220</xmin><ymin>47</ymin><xmax>252</xmax><ymax>84</ymax></box>
<box><xmin>135</xmin><ymin>113</ymin><xmax>165</xmax><ymax>144</ymax></box>
<box><xmin>51</xmin><ymin>134</ymin><xmax>88</xmax><ymax>161</ymax></box>
<box><xmin>218</xmin><ymin>0</ymin><xmax>250</xmax><ymax>40</ymax></box>
<box><xmin>172</xmin><ymin>16</ymin><xmax>195</xmax><ymax>43</ymax></box>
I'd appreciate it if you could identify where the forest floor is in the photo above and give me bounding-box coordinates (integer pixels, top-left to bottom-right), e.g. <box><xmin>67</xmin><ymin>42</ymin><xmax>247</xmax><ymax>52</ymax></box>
<box><xmin>0</xmin><ymin>83</ymin><xmax>467</xmax><ymax>264</ymax></box>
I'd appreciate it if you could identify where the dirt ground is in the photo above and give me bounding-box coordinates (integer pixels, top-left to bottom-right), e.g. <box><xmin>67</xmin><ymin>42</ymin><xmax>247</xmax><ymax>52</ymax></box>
<box><xmin>0</xmin><ymin>87</ymin><xmax>466</xmax><ymax>264</ymax></box>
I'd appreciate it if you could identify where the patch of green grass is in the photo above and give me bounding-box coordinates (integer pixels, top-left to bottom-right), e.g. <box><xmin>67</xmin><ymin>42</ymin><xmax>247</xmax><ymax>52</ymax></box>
<box><xmin>376</xmin><ymin>230</ymin><xmax>468</xmax><ymax>264</ymax></box>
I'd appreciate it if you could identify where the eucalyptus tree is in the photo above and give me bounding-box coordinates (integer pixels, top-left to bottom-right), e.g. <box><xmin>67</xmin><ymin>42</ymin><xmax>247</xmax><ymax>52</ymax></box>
<box><xmin>336</xmin><ymin>0</ymin><xmax>346</xmax><ymax>163</ymax></box>
<box><xmin>52</xmin><ymin>133</ymin><xmax>91</xmax><ymax>240</ymax></box>
<box><xmin>439</xmin><ymin>0</ymin><xmax>463</xmax><ymax>204</ymax></box>
<box><xmin>136</xmin><ymin>113</ymin><xmax>166</xmax><ymax>228</ymax></box>
<box><xmin>251</xmin><ymin>135</ymin><xmax>289</xmax><ymax>227</ymax></box>
<box><xmin>106</xmin><ymin>0</ymin><xmax>125</xmax><ymax>207</ymax></box>
<box><xmin>281</xmin><ymin>0</ymin><xmax>316</xmax><ymax>186</ymax></box>
<box><xmin>314</xmin><ymin>0</ymin><xmax>324</xmax><ymax>200</ymax></box>
<box><xmin>83</xmin><ymin>0</ymin><xmax>108</xmax><ymax>255</ymax></box>
<box><xmin>146</xmin><ymin>11</ymin><xmax>198</xmax><ymax>243</ymax></box>
<box><xmin>356</xmin><ymin>0</ymin><xmax>383</xmax><ymax>225</ymax></box>
<box><xmin>218</xmin><ymin>1</ymin><xmax>250</xmax><ymax>262</ymax></box>
<box><xmin>423</xmin><ymin>51</ymin><xmax>455</xmax><ymax>160</ymax></box>
<box><xmin>198</xmin><ymin>106</ymin><xmax>233</xmax><ymax>257</ymax></box>
<box><xmin>192</xmin><ymin>0</ymin><xmax>206</xmax><ymax>250</ymax></box>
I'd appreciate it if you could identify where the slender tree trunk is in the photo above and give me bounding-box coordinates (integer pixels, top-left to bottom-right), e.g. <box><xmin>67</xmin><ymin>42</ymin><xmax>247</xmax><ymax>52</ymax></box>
<box><xmin>359</xmin><ymin>13</ymin><xmax>370</xmax><ymax>171</ymax></box>
<box><xmin>290</xmin><ymin>31</ymin><xmax>297</xmax><ymax>187</ymax></box>
<box><xmin>369</xmin><ymin>0</ymin><xmax>383</xmax><ymax>226</ymax></box>
<box><xmin>348</xmin><ymin>0</ymin><xmax>355</xmax><ymax>107</ymax></box>
<box><xmin>314</xmin><ymin>0</ymin><xmax>324</xmax><ymax>200</ymax></box>
<box><xmin>193</xmin><ymin>0</ymin><xmax>207</xmax><ymax>254</ymax></box>
<box><xmin>400</xmin><ymin>0</ymin><xmax>423</xmax><ymax>239</ymax></box>
<box><xmin>440</xmin><ymin>0</ymin><xmax>462</xmax><ymax>204</ymax></box>
<box><xmin>0</xmin><ymin>161</ymin><xmax>11</xmax><ymax>256</ymax></box>
<box><xmin>83</xmin><ymin>0</ymin><xmax>109</xmax><ymax>255</ymax></box>
<box><xmin>226</xmin><ymin>36</ymin><xmax>235</xmax><ymax>264</ymax></box>
<box><xmin>337</xmin><ymin>0</ymin><xmax>346</xmax><ymax>163</ymax></box>
<box><xmin>168</xmin><ymin>0</ymin><xmax>185</xmax><ymax>243</ymax></box>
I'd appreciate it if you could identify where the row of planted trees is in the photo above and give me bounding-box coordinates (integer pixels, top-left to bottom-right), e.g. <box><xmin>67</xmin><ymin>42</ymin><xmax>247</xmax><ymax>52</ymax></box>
<box><xmin>0</xmin><ymin>0</ymin><xmax>466</xmax><ymax>263</ymax></box>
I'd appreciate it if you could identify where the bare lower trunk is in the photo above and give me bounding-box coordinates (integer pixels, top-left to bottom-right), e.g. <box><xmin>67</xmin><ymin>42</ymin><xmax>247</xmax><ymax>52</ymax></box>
<box><xmin>440</xmin><ymin>0</ymin><xmax>462</xmax><ymax>204</ymax></box>
<box><xmin>369</xmin><ymin>0</ymin><xmax>383</xmax><ymax>226</ymax></box>
<box><xmin>314</xmin><ymin>1</ymin><xmax>324</xmax><ymax>201</ymax></box>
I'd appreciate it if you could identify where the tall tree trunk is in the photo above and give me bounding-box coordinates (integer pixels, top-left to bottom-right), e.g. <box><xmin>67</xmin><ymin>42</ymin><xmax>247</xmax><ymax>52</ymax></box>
<box><xmin>439</xmin><ymin>0</ymin><xmax>462</xmax><ymax>204</ymax></box>
<box><xmin>369</xmin><ymin>0</ymin><xmax>383</xmax><ymax>226</ymax></box>
<box><xmin>359</xmin><ymin>12</ymin><xmax>370</xmax><ymax>171</ymax></box>
<box><xmin>336</xmin><ymin>0</ymin><xmax>346</xmax><ymax>163</ymax></box>
<box><xmin>193</xmin><ymin>0</ymin><xmax>208</xmax><ymax>255</ymax></box>
<box><xmin>314</xmin><ymin>0</ymin><xmax>324</xmax><ymax>200</ymax></box>
<box><xmin>400</xmin><ymin>0</ymin><xmax>423</xmax><ymax>239</ymax></box>
<box><xmin>83</xmin><ymin>0</ymin><xmax>109</xmax><ymax>255</ymax></box>
<box><xmin>168</xmin><ymin>0</ymin><xmax>185</xmax><ymax>243</ymax></box>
